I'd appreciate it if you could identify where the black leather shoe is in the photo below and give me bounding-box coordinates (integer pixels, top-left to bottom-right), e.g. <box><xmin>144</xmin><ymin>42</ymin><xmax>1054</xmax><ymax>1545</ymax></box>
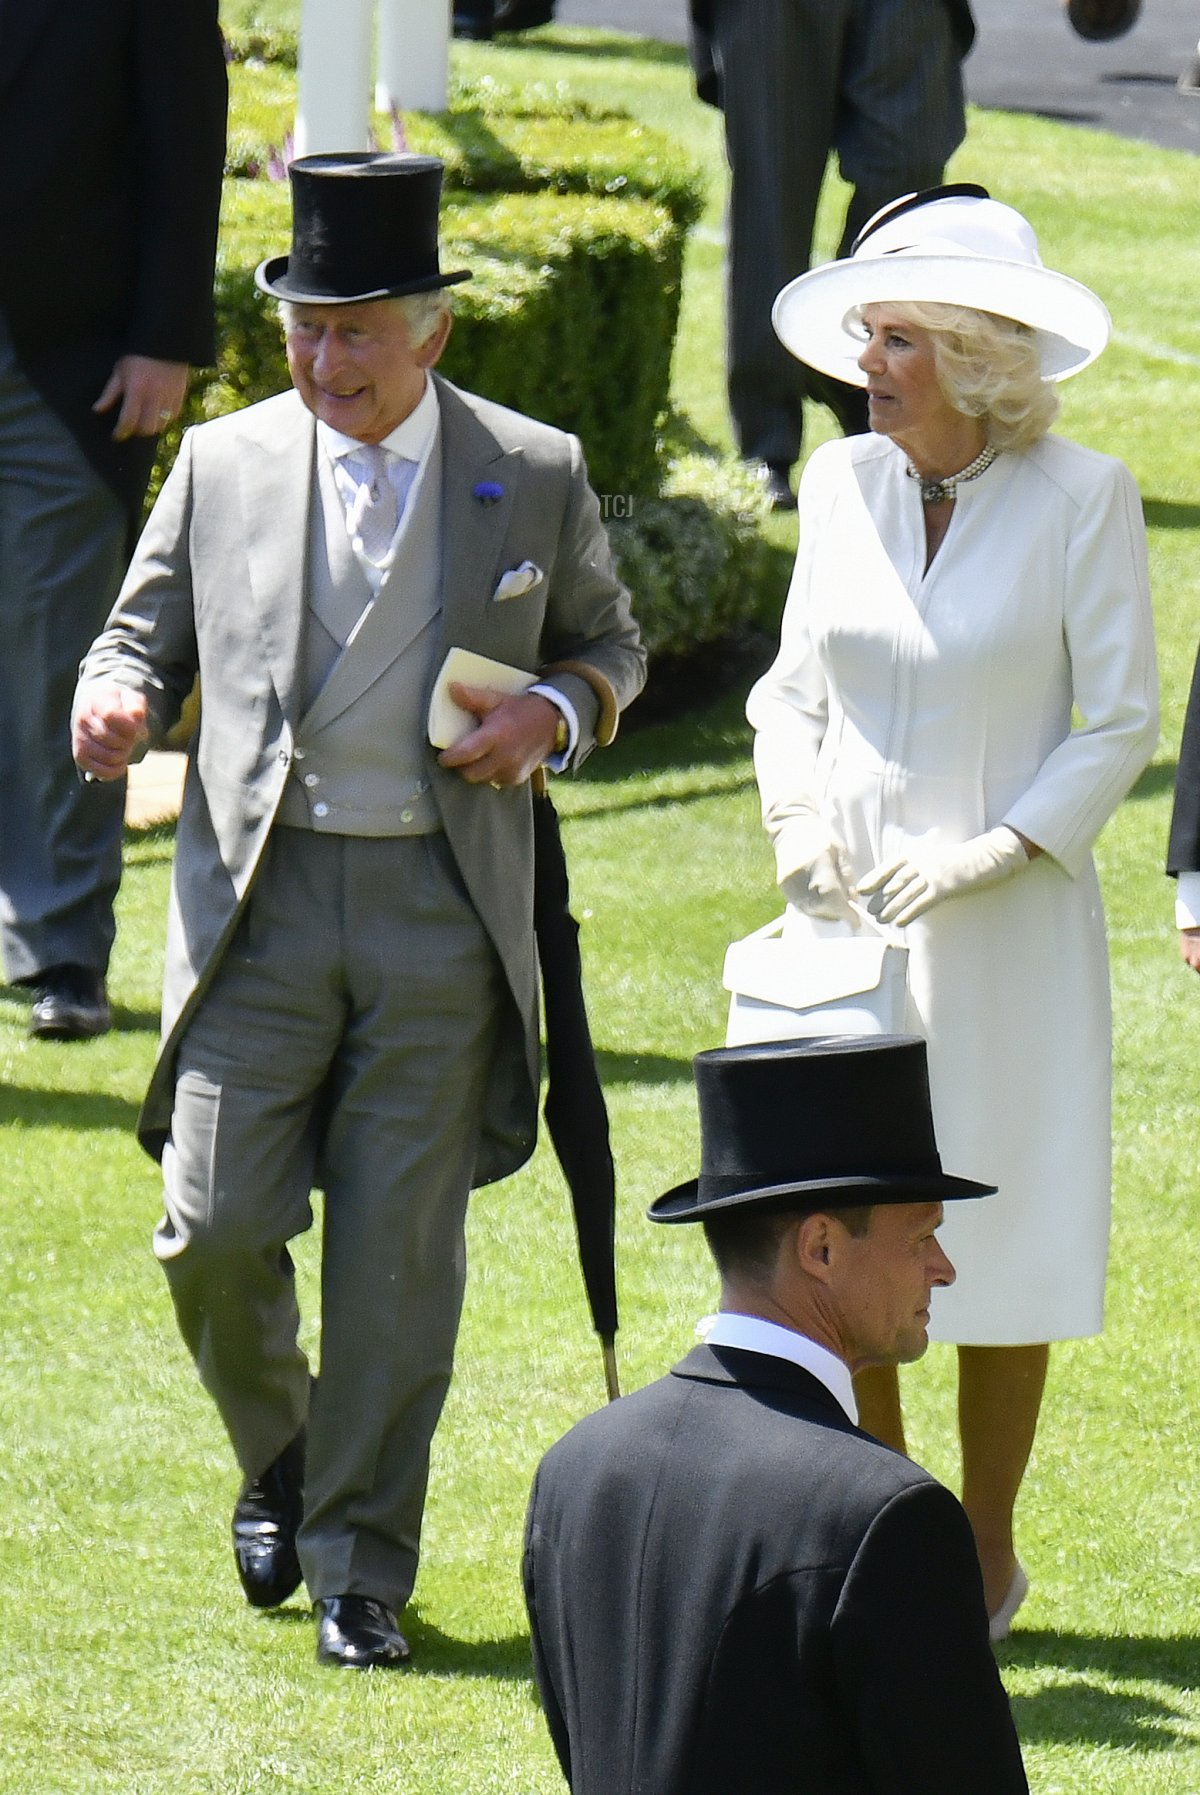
<box><xmin>232</xmin><ymin>1430</ymin><xmax>305</xmax><ymax>1608</ymax></box>
<box><xmin>495</xmin><ymin>0</ymin><xmax>555</xmax><ymax>29</ymax></box>
<box><xmin>315</xmin><ymin>1595</ymin><xmax>411</xmax><ymax>1669</ymax></box>
<box><xmin>749</xmin><ymin>461</ymin><xmax>797</xmax><ymax>513</ymax></box>
<box><xmin>28</xmin><ymin>964</ymin><xmax>111</xmax><ymax>1040</ymax></box>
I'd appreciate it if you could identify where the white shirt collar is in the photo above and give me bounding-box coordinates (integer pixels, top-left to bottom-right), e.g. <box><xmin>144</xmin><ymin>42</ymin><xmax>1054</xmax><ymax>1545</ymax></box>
<box><xmin>317</xmin><ymin>373</ymin><xmax>439</xmax><ymax>468</ymax></box>
<box><xmin>696</xmin><ymin>1312</ymin><xmax>858</xmax><ymax>1425</ymax></box>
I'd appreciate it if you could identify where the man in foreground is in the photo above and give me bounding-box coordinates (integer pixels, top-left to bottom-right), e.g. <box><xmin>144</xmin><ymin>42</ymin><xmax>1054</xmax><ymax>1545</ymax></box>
<box><xmin>73</xmin><ymin>153</ymin><xmax>644</xmax><ymax>1669</ymax></box>
<box><xmin>523</xmin><ymin>1035</ymin><xmax>1029</xmax><ymax>1792</ymax></box>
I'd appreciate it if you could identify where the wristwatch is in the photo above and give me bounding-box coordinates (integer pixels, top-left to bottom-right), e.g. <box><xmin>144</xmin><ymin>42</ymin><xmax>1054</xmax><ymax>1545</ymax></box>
<box><xmin>551</xmin><ymin>713</ymin><xmax>569</xmax><ymax>756</ymax></box>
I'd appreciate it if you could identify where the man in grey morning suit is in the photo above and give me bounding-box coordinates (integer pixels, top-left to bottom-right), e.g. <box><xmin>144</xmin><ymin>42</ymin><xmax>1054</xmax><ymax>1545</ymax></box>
<box><xmin>73</xmin><ymin>154</ymin><xmax>645</xmax><ymax>1669</ymax></box>
<box><xmin>689</xmin><ymin>0</ymin><xmax>975</xmax><ymax>509</ymax></box>
<box><xmin>524</xmin><ymin>1037</ymin><xmax>1029</xmax><ymax>1793</ymax></box>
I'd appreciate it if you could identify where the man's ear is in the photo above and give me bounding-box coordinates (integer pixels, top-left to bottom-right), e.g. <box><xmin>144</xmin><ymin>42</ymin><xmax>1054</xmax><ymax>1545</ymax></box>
<box><xmin>792</xmin><ymin>1212</ymin><xmax>838</xmax><ymax>1283</ymax></box>
<box><xmin>415</xmin><ymin>310</ymin><xmax>453</xmax><ymax>370</ymax></box>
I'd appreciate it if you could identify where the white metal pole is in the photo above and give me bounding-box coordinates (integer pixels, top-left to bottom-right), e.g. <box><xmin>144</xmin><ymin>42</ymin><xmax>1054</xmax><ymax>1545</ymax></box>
<box><xmin>296</xmin><ymin>0</ymin><xmax>375</xmax><ymax>158</ymax></box>
<box><xmin>376</xmin><ymin>0</ymin><xmax>451</xmax><ymax>117</ymax></box>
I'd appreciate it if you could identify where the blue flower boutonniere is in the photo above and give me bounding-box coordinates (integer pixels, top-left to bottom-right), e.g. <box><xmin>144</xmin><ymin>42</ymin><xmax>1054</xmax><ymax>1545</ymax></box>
<box><xmin>473</xmin><ymin>480</ymin><xmax>504</xmax><ymax>505</ymax></box>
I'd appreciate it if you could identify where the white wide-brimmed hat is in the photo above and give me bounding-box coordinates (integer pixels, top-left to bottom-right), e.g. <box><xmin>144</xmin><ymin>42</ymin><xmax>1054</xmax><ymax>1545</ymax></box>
<box><xmin>772</xmin><ymin>184</ymin><xmax>1111</xmax><ymax>387</ymax></box>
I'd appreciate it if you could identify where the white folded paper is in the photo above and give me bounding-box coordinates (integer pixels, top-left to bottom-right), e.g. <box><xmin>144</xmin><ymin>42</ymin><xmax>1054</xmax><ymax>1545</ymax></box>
<box><xmin>427</xmin><ymin>646</ymin><xmax>536</xmax><ymax>749</ymax></box>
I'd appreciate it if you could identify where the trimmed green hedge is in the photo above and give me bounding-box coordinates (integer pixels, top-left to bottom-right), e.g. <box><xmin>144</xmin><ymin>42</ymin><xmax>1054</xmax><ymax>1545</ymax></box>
<box><xmin>223</xmin><ymin>21</ymin><xmax>299</xmax><ymax>66</ymax></box>
<box><xmin>152</xmin><ymin>179</ymin><xmax>680</xmax><ymax>503</ymax></box>
<box><xmin>164</xmin><ymin>32</ymin><xmax>769</xmax><ymax>662</ymax></box>
<box><xmin>209</xmin><ymin>52</ymin><xmax>702</xmax><ymax>499</ymax></box>
<box><xmin>607</xmin><ymin>457</ymin><xmax>771</xmax><ymax>659</ymax></box>
<box><xmin>223</xmin><ymin>62</ymin><xmax>702</xmax><ymax>229</ymax></box>
<box><xmin>410</xmin><ymin>111</ymin><xmax>702</xmax><ymax>230</ymax></box>
<box><xmin>441</xmin><ymin>192</ymin><xmax>681</xmax><ymax>497</ymax></box>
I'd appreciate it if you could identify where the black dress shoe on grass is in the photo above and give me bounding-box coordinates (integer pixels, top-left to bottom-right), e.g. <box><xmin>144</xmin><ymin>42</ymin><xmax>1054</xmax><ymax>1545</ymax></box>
<box><xmin>232</xmin><ymin>1429</ymin><xmax>305</xmax><ymax>1608</ymax></box>
<box><xmin>316</xmin><ymin>1595</ymin><xmax>411</xmax><ymax>1669</ymax></box>
<box><xmin>749</xmin><ymin>461</ymin><xmax>797</xmax><ymax>513</ymax></box>
<box><xmin>28</xmin><ymin>964</ymin><xmax>111</xmax><ymax>1040</ymax></box>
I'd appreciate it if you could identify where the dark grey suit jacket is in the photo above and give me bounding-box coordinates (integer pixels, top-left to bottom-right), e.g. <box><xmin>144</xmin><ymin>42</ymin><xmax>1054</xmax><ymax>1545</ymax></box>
<box><xmin>524</xmin><ymin>1344</ymin><xmax>1028</xmax><ymax>1795</ymax></box>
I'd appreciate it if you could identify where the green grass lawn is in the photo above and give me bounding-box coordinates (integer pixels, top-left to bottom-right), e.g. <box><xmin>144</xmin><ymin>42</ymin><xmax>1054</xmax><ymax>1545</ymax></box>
<box><xmin>0</xmin><ymin>15</ymin><xmax>1197</xmax><ymax>1792</ymax></box>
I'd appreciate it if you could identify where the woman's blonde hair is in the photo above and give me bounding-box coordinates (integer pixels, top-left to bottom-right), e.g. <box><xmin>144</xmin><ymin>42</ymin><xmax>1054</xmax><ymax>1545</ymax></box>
<box><xmin>860</xmin><ymin>301</ymin><xmax>1059</xmax><ymax>452</ymax></box>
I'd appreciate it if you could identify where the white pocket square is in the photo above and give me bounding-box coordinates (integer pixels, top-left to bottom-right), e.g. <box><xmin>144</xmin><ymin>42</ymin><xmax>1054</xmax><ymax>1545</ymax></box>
<box><xmin>491</xmin><ymin>560</ymin><xmax>543</xmax><ymax>603</ymax></box>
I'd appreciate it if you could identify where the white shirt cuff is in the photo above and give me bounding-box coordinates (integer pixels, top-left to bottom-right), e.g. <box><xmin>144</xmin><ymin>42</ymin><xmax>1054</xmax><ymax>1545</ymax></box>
<box><xmin>1175</xmin><ymin>870</ymin><xmax>1200</xmax><ymax>929</ymax></box>
<box><xmin>529</xmin><ymin>683</ymin><xmax>579</xmax><ymax>771</ymax></box>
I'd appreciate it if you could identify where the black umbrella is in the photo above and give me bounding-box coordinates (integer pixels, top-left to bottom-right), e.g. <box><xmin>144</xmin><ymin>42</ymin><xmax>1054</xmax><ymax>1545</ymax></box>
<box><xmin>532</xmin><ymin>786</ymin><xmax>620</xmax><ymax>1401</ymax></box>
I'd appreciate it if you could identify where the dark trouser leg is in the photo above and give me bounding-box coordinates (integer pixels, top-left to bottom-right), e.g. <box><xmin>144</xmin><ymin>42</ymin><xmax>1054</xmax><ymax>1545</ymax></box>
<box><xmin>710</xmin><ymin>0</ymin><xmax>849</xmax><ymax>468</ymax></box>
<box><xmin>0</xmin><ymin>316</ymin><xmax>126</xmax><ymax>983</ymax></box>
<box><xmin>836</xmin><ymin>0</ymin><xmax>966</xmax><ymax>252</ymax></box>
<box><xmin>823</xmin><ymin>0</ymin><xmax>962</xmax><ymax>437</ymax></box>
<box><xmin>798</xmin><ymin>0</ymin><xmax>967</xmax><ymax>441</ymax></box>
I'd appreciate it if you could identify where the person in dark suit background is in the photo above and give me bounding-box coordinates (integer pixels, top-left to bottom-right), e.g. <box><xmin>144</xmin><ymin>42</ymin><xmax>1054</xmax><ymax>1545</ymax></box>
<box><xmin>1167</xmin><ymin>643</ymin><xmax>1200</xmax><ymax>969</ymax></box>
<box><xmin>0</xmin><ymin>0</ymin><xmax>227</xmax><ymax>1038</ymax></box>
<box><xmin>688</xmin><ymin>0</ymin><xmax>975</xmax><ymax>509</ymax></box>
<box><xmin>523</xmin><ymin>1036</ymin><xmax>1029</xmax><ymax>1795</ymax></box>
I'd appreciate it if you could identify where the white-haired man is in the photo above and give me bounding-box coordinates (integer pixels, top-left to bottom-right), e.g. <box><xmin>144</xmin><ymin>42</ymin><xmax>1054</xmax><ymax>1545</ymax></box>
<box><xmin>74</xmin><ymin>153</ymin><xmax>645</xmax><ymax>1669</ymax></box>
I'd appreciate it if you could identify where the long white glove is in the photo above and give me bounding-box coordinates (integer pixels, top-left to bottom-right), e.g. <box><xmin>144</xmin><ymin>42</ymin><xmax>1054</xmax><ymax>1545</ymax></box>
<box><xmin>859</xmin><ymin>827</ymin><xmax>1031</xmax><ymax>927</ymax></box>
<box><xmin>777</xmin><ymin>813</ymin><xmax>858</xmax><ymax>924</ymax></box>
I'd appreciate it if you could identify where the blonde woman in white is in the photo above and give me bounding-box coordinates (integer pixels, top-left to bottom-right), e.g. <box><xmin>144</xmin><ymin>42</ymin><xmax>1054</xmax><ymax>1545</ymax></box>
<box><xmin>747</xmin><ymin>186</ymin><xmax>1158</xmax><ymax>1638</ymax></box>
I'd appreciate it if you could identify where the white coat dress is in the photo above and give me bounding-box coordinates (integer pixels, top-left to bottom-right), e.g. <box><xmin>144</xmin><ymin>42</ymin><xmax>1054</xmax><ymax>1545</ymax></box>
<box><xmin>747</xmin><ymin>431</ymin><xmax>1158</xmax><ymax>1343</ymax></box>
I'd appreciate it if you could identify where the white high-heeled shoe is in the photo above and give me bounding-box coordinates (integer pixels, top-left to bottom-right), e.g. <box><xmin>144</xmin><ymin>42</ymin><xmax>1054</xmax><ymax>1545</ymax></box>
<box><xmin>987</xmin><ymin>1562</ymin><xmax>1029</xmax><ymax>1643</ymax></box>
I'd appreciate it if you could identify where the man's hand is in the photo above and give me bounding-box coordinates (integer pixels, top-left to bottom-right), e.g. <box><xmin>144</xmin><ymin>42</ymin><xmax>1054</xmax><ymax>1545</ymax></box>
<box><xmin>439</xmin><ymin>684</ymin><xmax>561</xmax><ymax>788</ymax></box>
<box><xmin>93</xmin><ymin>356</ymin><xmax>189</xmax><ymax>442</ymax></box>
<box><xmin>72</xmin><ymin>685</ymin><xmax>151</xmax><ymax>781</ymax></box>
<box><xmin>1179</xmin><ymin>928</ymin><xmax>1200</xmax><ymax>974</ymax></box>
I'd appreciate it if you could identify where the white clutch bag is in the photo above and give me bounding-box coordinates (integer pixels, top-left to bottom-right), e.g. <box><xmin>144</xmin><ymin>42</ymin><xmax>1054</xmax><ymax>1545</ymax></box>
<box><xmin>724</xmin><ymin>908</ymin><xmax>908</xmax><ymax>1046</ymax></box>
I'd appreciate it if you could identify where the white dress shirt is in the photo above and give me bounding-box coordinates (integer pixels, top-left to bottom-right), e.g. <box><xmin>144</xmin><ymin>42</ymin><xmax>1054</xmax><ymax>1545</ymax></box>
<box><xmin>696</xmin><ymin>1311</ymin><xmax>858</xmax><ymax>1424</ymax></box>
<box><xmin>319</xmin><ymin>375</ymin><xmax>440</xmax><ymax>593</ymax></box>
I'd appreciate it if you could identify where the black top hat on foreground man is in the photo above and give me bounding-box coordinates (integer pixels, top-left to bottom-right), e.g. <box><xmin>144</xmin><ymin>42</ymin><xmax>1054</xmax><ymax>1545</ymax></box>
<box><xmin>651</xmin><ymin>1034</ymin><xmax>996</xmax><ymax>1221</ymax></box>
<box><xmin>255</xmin><ymin>152</ymin><xmax>473</xmax><ymax>305</ymax></box>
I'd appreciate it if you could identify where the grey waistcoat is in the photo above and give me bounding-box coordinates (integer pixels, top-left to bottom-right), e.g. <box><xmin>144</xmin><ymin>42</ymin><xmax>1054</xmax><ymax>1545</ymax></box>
<box><xmin>276</xmin><ymin>433</ymin><xmax>443</xmax><ymax>836</ymax></box>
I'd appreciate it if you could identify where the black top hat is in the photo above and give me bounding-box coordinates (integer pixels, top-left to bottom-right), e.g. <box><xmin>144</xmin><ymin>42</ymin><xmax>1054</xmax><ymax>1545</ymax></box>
<box><xmin>649</xmin><ymin>1035</ymin><xmax>995</xmax><ymax>1223</ymax></box>
<box><xmin>254</xmin><ymin>153</ymin><xmax>472</xmax><ymax>305</ymax></box>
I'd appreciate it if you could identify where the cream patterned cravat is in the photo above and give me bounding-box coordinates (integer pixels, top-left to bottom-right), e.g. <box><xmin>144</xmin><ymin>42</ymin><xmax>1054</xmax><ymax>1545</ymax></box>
<box><xmin>346</xmin><ymin>444</ymin><xmax>400</xmax><ymax>566</ymax></box>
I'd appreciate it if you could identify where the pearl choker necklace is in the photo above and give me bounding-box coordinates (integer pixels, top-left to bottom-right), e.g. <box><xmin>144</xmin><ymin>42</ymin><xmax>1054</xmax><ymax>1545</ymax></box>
<box><xmin>906</xmin><ymin>442</ymin><xmax>997</xmax><ymax>505</ymax></box>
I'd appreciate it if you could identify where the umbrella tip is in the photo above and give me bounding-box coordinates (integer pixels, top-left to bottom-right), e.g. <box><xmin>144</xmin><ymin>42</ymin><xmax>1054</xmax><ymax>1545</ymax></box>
<box><xmin>602</xmin><ymin>1338</ymin><xmax>621</xmax><ymax>1402</ymax></box>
